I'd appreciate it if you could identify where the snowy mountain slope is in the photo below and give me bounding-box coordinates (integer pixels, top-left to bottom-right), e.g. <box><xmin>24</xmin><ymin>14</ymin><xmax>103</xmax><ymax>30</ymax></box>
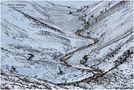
<box><xmin>1</xmin><ymin>1</ymin><xmax>94</xmax><ymax>84</ymax></box>
<box><xmin>60</xmin><ymin>0</ymin><xmax>133</xmax><ymax>67</ymax></box>
<box><xmin>0</xmin><ymin>70</ymin><xmax>68</xmax><ymax>89</ymax></box>
<box><xmin>1</xmin><ymin>0</ymin><xmax>133</xmax><ymax>89</ymax></box>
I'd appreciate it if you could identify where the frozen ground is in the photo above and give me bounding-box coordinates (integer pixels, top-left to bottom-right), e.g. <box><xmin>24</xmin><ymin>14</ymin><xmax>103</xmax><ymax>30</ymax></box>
<box><xmin>1</xmin><ymin>0</ymin><xmax>133</xmax><ymax>89</ymax></box>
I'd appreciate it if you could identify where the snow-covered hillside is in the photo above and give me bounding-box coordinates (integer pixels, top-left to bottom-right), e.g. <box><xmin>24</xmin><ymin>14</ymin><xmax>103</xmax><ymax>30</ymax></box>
<box><xmin>1</xmin><ymin>0</ymin><xmax>133</xmax><ymax>89</ymax></box>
